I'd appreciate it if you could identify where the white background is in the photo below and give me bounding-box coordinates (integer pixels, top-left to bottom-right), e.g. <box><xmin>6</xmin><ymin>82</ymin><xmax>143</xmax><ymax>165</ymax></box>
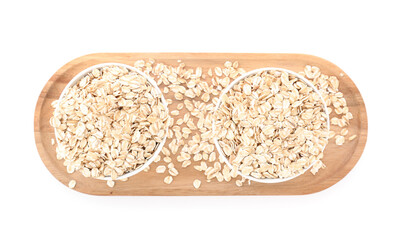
<box><xmin>1</xmin><ymin>0</ymin><xmax>400</xmax><ymax>239</ymax></box>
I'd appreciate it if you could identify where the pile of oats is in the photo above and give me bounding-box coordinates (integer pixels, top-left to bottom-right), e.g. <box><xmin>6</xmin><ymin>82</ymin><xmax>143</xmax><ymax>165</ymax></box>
<box><xmin>54</xmin><ymin>60</ymin><xmax>356</xmax><ymax>189</ymax></box>
<box><xmin>133</xmin><ymin>60</ymin><xmax>249</xmax><ymax>188</ymax></box>
<box><xmin>214</xmin><ymin>69</ymin><xmax>330</xmax><ymax>179</ymax></box>
<box><xmin>301</xmin><ymin>66</ymin><xmax>356</xmax><ymax>148</ymax></box>
<box><xmin>50</xmin><ymin>65</ymin><xmax>169</xmax><ymax>184</ymax></box>
<box><xmin>131</xmin><ymin>60</ymin><xmax>356</xmax><ymax>188</ymax></box>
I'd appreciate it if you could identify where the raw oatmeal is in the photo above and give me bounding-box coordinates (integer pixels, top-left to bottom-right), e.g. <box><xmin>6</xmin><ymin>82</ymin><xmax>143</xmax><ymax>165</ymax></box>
<box><xmin>214</xmin><ymin>69</ymin><xmax>330</xmax><ymax>179</ymax></box>
<box><xmin>53</xmin><ymin>60</ymin><xmax>355</xmax><ymax>188</ymax></box>
<box><xmin>50</xmin><ymin>65</ymin><xmax>170</xmax><ymax>181</ymax></box>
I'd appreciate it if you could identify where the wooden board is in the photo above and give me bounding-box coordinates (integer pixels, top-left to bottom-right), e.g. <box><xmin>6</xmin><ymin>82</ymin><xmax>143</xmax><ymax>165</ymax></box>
<box><xmin>34</xmin><ymin>53</ymin><xmax>368</xmax><ymax>195</ymax></box>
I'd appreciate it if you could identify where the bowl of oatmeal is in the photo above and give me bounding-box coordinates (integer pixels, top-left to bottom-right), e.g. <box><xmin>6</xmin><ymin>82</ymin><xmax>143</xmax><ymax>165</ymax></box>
<box><xmin>50</xmin><ymin>63</ymin><xmax>169</xmax><ymax>181</ymax></box>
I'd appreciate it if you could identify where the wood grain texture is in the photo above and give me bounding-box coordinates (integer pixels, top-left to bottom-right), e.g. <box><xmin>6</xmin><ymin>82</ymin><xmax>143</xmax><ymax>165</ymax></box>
<box><xmin>34</xmin><ymin>53</ymin><xmax>368</xmax><ymax>195</ymax></box>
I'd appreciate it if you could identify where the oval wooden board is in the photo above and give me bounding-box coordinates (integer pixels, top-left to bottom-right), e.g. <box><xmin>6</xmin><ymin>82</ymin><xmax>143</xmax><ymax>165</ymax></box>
<box><xmin>34</xmin><ymin>53</ymin><xmax>368</xmax><ymax>195</ymax></box>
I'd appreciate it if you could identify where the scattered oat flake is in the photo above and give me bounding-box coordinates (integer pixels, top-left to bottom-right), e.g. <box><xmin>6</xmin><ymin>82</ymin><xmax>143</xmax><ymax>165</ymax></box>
<box><xmin>107</xmin><ymin>180</ymin><xmax>115</xmax><ymax>188</ymax></box>
<box><xmin>215</xmin><ymin>67</ymin><xmax>223</xmax><ymax>76</ymax></box>
<box><xmin>156</xmin><ymin>165</ymin><xmax>166</xmax><ymax>173</ymax></box>
<box><xmin>193</xmin><ymin>179</ymin><xmax>201</xmax><ymax>189</ymax></box>
<box><xmin>68</xmin><ymin>180</ymin><xmax>76</xmax><ymax>189</ymax></box>
<box><xmin>349</xmin><ymin>135</ymin><xmax>357</xmax><ymax>141</ymax></box>
<box><xmin>208</xmin><ymin>68</ymin><xmax>213</xmax><ymax>77</ymax></box>
<box><xmin>235</xmin><ymin>180</ymin><xmax>242</xmax><ymax>187</ymax></box>
<box><xmin>177</xmin><ymin>103</ymin><xmax>184</xmax><ymax>110</ymax></box>
<box><xmin>163</xmin><ymin>157</ymin><xmax>172</xmax><ymax>163</ymax></box>
<box><xmin>164</xmin><ymin>176</ymin><xmax>173</xmax><ymax>184</ymax></box>
<box><xmin>168</xmin><ymin>167</ymin><xmax>179</xmax><ymax>176</ymax></box>
<box><xmin>335</xmin><ymin>135</ymin><xmax>345</xmax><ymax>145</ymax></box>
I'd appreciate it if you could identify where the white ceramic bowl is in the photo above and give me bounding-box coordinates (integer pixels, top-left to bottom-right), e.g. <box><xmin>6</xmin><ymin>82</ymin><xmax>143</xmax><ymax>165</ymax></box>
<box><xmin>55</xmin><ymin>63</ymin><xmax>168</xmax><ymax>180</ymax></box>
<box><xmin>213</xmin><ymin>67</ymin><xmax>330</xmax><ymax>183</ymax></box>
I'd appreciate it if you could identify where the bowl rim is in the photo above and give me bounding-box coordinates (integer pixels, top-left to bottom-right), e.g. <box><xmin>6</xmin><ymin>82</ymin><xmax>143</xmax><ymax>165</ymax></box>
<box><xmin>212</xmin><ymin>67</ymin><xmax>330</xmax><ymax>183</ymax></box>
<box><xmin>54</xmin><ymin>62</ymin><xmax>168</xmax><ymax>180</ymax></box>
